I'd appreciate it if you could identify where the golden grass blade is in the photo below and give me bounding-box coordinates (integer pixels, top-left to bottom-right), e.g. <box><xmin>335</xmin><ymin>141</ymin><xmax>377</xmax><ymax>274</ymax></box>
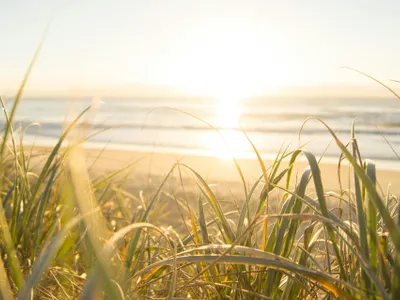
<box><xmin>134</xmin><ymin>254</ymin><xmax>359</xmax><ymax>298</ymax></box>
<box><xmin>240</xmin><ymin>127</ymin><xmax>268</xmax><ymax>190</ymax></box>
<box><xmin>238</xmin><ymin>128</ymin><xmax>270</xmax><ymax>246</ymax></box>
<box><xmin>343</xmin><ymin>67</ymin><xmax>400</xmax><ymax>101</ymax></box>
<box><xmin>198</xmin><ymin>197</ymin><xmax>209</xmax><ymax>244</ymax></box>
<box><xmin>0</xmin><ymin>254</ymin><xmax>13</xmax><ymax>300</ymax></box>
<box><xmin>67</xmin><ymin>146</ymin><xmax>122</xmax><ymax>299</ymax></box>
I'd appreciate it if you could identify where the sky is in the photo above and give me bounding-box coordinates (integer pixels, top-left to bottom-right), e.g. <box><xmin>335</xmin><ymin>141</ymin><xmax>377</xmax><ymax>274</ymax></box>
<box><xmin>1</xmin><ymin>0</ymin><xmax>400</xmax><ymax>98</ymax></box>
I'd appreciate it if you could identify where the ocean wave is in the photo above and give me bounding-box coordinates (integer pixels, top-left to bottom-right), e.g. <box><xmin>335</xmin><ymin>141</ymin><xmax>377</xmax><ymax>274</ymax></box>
<box><xmin>5</xmin><ymin>118</ymin><xmax>400</xmax><ymax>137</ymax></box>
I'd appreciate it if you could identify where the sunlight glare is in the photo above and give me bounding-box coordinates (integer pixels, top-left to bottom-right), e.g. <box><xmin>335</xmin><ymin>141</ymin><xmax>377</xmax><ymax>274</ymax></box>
<box><xmin>206</xmin><ymin>94</ymin><xmax>250</xmax><ymax>160</ymax></box>
<box><xmin>172</xmin><ymin>26</ymin><xmax>288</xmax><ymax>100</ymax></box>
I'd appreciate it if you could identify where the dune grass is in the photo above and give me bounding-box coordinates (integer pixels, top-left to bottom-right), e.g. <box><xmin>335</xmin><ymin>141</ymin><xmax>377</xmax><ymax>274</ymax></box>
<box><xmin>0</xmin><ymin>93</ymin><xmax>398</xmax><ymax>300</ymax></box>
<box><xmin>0</xmin><ymin>43</ymin><xmax>399</xmax><ymax>298</ymax></box>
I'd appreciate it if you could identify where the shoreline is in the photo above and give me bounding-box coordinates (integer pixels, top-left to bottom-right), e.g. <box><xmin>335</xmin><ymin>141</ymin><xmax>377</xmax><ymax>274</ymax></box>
<box><xmin>23</xmin><ymin>135</ymin><xmax>400</xmax><ymax>171</ymax></box>
<box><xmin>27</xmin><ymin>141</ymin><xmax>400</xmax><ymax>196</ymax></box>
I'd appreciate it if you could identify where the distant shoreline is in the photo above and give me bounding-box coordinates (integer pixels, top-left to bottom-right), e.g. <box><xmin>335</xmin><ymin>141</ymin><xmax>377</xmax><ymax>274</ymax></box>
<box><xmin>21</xmin><ymin>133</ymin><xmax>400</xmax><ymax>171</ymax></box>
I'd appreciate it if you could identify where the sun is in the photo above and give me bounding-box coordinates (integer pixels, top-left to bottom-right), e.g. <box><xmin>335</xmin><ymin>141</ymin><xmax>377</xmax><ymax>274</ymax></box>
<box><xmin>171</xmin><ymin>23</ymin><xmax>288</xmax><ymax>100</ymax></box>
<box><xmin>164</xmin><ymin>25</ymin><xmax>289</xmax><ymax>159</ymax></box>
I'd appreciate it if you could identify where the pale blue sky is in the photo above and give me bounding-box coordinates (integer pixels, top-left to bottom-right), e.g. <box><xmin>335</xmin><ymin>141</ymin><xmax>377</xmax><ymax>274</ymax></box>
<box><xmin>1</xmin><ymin>0</ymin><xmax>400</xmax><ymax>97</ymax></box>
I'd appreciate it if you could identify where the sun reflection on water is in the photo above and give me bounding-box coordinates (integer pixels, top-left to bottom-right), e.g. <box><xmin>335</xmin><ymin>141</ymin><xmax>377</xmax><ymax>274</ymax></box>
<box><xmin>208</xmin><ymin>95</ymin><xmax>250</xmax><ymax>160</ymax></box>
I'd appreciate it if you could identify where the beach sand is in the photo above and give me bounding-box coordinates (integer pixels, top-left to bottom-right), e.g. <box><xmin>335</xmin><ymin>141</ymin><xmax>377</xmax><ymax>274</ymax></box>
<box><xmin>26</xmin><ymin>145</ymin><xmax>399</xmax><ymax>231</ymax></box>
<box><xmin>29</xmin><ymin>145</ymin><xmax>400</xmax><ymax>196</ymax></box>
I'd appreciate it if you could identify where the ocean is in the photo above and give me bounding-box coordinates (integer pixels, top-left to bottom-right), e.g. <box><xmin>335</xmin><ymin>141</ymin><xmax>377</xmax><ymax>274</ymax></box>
<box><xmin>4</xmin><ymin>96</ymin><xmax>400</xmax><ymax>170</ymax></box>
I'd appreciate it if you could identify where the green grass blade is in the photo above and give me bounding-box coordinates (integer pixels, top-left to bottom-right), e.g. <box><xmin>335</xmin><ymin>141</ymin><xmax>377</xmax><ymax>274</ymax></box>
<box><xmin>310</xmin><ymin>118</ymin><xmax>400</xmax><ymax>252</ymax></box>
<box><xmin>351</xmin><ymin>122</ymin><xmax>370</xmax><ymax>288</ymax></box>
<box><xmin>124</xmin><ymin>164</ymin><xmax>177</xmax><ymax>270</ymax></box>
<box><xmin>299</xmin><ymin>150</ymin><xmax>347</xmax><ymax>280</ymax></box>
<box><xmin>365</xmin><ymin>159</ymin><xmax>378</xmax><ymax>273</ymax></box>
<box><xmin>17</xmin><ymin>214</ymin><xmax>83</xmax><ymax>299</ymax></box>
<box><xmin>0</xmin><ymin>196</ymin><xmax>23</xmax><ymax>289</ymax></box>
<box><xmin>16</xmin><ymin>106</ymin><xmax>92</xmax><ymax>244</ymax></box>
<box><xmin>180</xmin><ymin>163</ymin><xmax>235</xmax><ymax>243</ymax></box>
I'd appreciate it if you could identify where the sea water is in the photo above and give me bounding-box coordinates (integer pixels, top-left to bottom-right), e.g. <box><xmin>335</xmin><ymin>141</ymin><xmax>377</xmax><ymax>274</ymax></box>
<box><xmin>3</xmin><ymin>96</ymin><xmax>400</xmax><ymax>170</ymax></box>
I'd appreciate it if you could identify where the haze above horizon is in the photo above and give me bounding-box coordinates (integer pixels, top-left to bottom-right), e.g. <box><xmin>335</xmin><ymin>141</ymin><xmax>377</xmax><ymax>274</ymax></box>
<box><xmin>1</xmin><ymin>0</ymin><xmax>400</xmax><ymax>99</ymax></box>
